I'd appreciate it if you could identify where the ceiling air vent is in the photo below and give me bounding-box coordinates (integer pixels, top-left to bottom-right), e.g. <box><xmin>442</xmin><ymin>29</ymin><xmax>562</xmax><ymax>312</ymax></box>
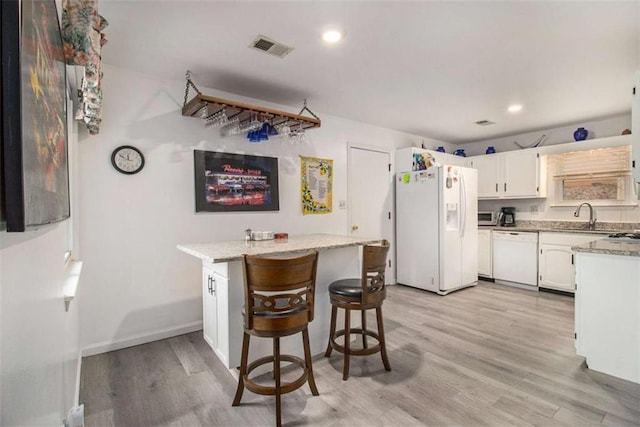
<box><xmin>250</xmin><ymin>35</ymin><xmax>294</xmax><ymax>58</ymax></box>
<box><xmin>474</xmin><ymin>120</ymin><xmax>495</xmax><ymax>126</ymax></box>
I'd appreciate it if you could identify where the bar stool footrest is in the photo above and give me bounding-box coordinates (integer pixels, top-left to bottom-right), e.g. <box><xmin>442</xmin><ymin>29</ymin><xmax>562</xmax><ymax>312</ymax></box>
<box><xmin>329</xmin><ymin>328</ymin><xmax>382</xmax><ymax>356</ymax></box>
<box><xmin>244</xmin><ymin>354</ymin><xmax>309</xmax><ymax>396</ymax></box>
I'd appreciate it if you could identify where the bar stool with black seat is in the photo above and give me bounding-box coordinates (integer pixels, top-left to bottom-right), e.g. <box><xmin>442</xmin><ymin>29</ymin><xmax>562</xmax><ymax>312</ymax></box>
<box><xmin>232</xmin><ymin>251</ymin><xmax>319</xmax><ymax>427</ymax></box>
<box><xmin>324</xmin><ymin>239</ymin><xmax>391</xmax><ymax>380</ymax></box>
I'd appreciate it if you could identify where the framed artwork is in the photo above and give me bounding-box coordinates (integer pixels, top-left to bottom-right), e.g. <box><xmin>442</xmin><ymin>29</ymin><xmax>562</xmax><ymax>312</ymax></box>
<box><xmin>300</xmin><ymin>156</ymin><xmax>333</xmax><ymax>215</ymax></box>
<box><xmin>1</xmin><ymin>0</ymin><xmax>70</xmax><ymax>232</ymax></box>
<box><xmin>194</xmin><ymin>150</ymin><xmax>279</xmax><ymax>212</ymax></box>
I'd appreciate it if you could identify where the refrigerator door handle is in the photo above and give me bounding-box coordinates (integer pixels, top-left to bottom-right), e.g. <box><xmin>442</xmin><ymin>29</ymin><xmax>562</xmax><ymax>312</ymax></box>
<box><xmin>460</xmin><ymin>172</ymin><xmax>467</xmax><ymax>238</ymax></box>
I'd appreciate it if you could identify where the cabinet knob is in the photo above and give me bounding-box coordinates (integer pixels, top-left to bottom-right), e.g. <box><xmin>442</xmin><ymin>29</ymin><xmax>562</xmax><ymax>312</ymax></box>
<box><xmin>351</xmin><ymin>225</ymin><xmax>359</xmax><ymax>231</ymax></box>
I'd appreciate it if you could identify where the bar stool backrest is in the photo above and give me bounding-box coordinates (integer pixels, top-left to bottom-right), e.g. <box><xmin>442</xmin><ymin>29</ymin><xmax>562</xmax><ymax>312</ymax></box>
<box><xmin>242</xmin><ymin>251</ymin><xmax>319</xmax><ymax>336</ymax></box>
<box><xmin>360</xmin><ymin>240</ymin><xmax>390</xmax><ymax>305</ymax></box>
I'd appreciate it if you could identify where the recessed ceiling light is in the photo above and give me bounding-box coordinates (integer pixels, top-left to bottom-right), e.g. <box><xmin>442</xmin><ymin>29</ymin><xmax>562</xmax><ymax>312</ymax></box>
<box><xmin>322</xmin><ymin>30</ymin><xmax>343</xmax><ymax>43</ymax></box>
<box><xmin>508</xmin><ymin>104</ymin><xmax>523</xmax><ymax>113</ymax></box>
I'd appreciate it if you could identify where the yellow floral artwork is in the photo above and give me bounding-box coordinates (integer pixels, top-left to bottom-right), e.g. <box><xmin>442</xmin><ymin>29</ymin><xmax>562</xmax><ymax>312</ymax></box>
<box><xmin>300</xmin><ymin>156</ymin><xmax>333</xmax><ymax>215</ymax></box>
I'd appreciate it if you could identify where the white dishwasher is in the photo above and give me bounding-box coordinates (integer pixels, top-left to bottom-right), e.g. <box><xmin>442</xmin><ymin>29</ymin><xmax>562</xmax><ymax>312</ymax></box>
<box><xmin>492</xmin><ymin>231</ymin><xmax>538</xmax><ymax>288</ymax></box>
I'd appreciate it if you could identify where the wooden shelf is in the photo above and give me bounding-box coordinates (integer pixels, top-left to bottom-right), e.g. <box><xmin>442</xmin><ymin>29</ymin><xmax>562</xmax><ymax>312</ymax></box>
<box><xmin>182</xmin><ymin>94</ymin><xmax>321</xmax><ymax>130</ymax></box>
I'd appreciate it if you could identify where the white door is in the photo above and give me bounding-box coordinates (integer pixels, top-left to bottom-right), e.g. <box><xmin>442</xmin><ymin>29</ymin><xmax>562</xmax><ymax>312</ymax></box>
<box><xmin>348</xmin><ymin>145</ymin><xmax>393</xmax><ymax>282</ymax></box>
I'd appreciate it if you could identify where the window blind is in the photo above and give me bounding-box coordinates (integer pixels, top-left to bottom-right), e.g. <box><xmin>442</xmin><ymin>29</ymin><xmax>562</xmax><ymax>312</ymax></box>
<box><xmin>551</xmin><ymin>146</ymin><xmax>631</xmax><ymax>180</ymax></box>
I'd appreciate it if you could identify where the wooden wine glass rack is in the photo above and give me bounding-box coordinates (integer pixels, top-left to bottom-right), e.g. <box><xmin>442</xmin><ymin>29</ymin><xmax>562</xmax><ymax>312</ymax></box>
<box><xmin>182</xmin><ymin>94</ymin><xmax>321</xmax><ymax>130</ymax></box>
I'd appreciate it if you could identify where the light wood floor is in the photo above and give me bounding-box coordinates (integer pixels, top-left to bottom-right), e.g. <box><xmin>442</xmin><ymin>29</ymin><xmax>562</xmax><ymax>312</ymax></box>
<box><xmin>80</xmin><ymin>281</ymin><xmax>640</xmax><ymax>426</ymax></box>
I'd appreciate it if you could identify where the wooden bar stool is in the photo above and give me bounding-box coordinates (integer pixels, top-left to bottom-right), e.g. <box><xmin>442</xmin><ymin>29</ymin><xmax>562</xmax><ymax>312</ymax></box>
<box><xmin>324</xmin><ymin>240</ymin><xmax>391</xmax><ymax>380</ymax></box>
<box><xmin>232</xmin><ymin>251</ymin><xmax>319</xmax><ymax>427</ymax></box>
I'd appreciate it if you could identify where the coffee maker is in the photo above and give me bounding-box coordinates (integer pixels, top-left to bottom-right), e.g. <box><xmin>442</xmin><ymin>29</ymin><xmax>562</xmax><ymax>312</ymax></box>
<box><xmin>499</xmin><ymin>207</ymin><xmax>516</xmax><ymax>227</ymax></box>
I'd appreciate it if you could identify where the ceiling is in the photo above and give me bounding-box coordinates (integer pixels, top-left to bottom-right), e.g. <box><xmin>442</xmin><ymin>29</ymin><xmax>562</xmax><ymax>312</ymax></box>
<box><xmin>99</xmin><ymin>1</ymin><xmax>639</xmax><ymax>144</ymax></box>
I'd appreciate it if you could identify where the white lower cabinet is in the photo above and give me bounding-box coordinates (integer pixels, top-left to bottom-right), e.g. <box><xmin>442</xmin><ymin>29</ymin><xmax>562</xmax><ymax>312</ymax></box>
<box><xmin>538</xmin><ymin>232</ymin><xmax>606</xmax><ymax>293</ymax></box>
<box><xmin>575</xmin><ymin>251</ymin><xmax>640</xmax><ymax>383</ymax></box>
<box><xmin>478</xmin><ymin>229</ymin><xmax>493</xmax><ymax>278</ymax></box>
<box><xmin>201</xmin><ymin>261</ymin><xmax>235</xmax><ymax>367</ymax></box>
<box><xmin>202</xmin><ymin>264</ymin><xmax>218</xmax><ymax>351</ymax></box>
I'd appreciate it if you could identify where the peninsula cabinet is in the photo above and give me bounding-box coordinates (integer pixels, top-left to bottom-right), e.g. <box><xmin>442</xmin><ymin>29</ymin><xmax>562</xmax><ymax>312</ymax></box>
<box><xmin>201</xmin><ymin>262</ymin><xmax>238</xmax><ymax>367</ymax></box>
<box><xmin>538</xmin><ymin>232</ymin><xmax>605</xmax><ymax>293</ymax></box>
<box><xmin>574</xmin><ymin>248</ymin><xmax>640</xmax><ymax>384</ymax></box>
<box><xmin>468</xmin><ymin>150</ymin><xmax>546</xmax><ymax>199</ymax></box>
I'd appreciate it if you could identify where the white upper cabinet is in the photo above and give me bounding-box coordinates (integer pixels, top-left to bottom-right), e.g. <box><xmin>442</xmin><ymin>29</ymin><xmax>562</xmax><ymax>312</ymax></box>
<box><xmin>502</xmin><ymin>150</ymin><xmax>544</xmax><ymax>197</ymax></box>
<box><xmin>469</xmin><ymin>149</ymin><xmax>546</xmax><ymax>199</ymax></box>
<box><xmin>470</xmin><ymin>155</ymin><xmax>501</xmax><ymax>198</ymax></box>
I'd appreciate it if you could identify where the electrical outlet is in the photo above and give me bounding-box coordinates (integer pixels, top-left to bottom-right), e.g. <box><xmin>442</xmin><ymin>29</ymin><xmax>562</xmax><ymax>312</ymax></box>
<box><xmin>530</xmin><ymin>205</ymin><xmax>539</xmax><ymax>214</ymax></box>
<box><xmin>339</xmin><ymin>200</ymin><xmax>347</xmax><ymax>209</ymax></box>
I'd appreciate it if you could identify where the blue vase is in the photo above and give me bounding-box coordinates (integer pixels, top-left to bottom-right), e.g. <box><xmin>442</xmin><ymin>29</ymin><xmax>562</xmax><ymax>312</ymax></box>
<box><xmin>454</xmin><ymin>149</ymin><xmax>466</xmax><ymax>157</ymax></box>
<box><xmin>436</xmin><ymin>146</ymin><xmax>446</xmax><ymax>153</ymax></box>
<box><xmin>573</xmin><ymin>127</ymin><xmax>588</xmax><ymax>141</ymax></box>
<box><xmin>486</xmin><ymin>146</ymin><xmax>496</xmax><ymax>154</ymax></box>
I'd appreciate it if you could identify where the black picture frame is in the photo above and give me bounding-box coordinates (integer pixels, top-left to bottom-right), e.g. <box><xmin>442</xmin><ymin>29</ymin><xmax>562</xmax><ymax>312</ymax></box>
<box><xmin>1</xmin><ymin>0</ymin><xmax>70</xmax><ymax>232</ymax></box>
<box><xmin>194</xmin><ymin>150</ymin><xmax>280</xmax><ymax>213</ymax></box>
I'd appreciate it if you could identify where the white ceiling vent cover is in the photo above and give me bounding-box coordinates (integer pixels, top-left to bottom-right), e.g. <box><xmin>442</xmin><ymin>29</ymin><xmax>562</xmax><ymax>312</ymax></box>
<box><xmin>250</xmin><ymin>35</ymin><xmax>294</xmax><ymax>58</ymax></box>
<box><xmin>474</xmin><ymin>120</ymin><xmax>495</xmax><ymax>126</ymax></box>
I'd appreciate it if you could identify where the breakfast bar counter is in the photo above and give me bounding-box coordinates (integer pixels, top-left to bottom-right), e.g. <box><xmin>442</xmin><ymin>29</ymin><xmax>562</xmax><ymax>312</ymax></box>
<box><xmin>177</xmin><ymin>233</ymin><xmax>381</xmax><ymax>263</ymax></box>
<box><xmin>177</xmin><ymin>233</ymin><xmax>382</xmax><ymax>371</ymax></box>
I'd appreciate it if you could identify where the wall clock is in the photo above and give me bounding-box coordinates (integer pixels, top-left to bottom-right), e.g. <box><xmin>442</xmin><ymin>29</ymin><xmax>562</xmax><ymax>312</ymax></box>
<box><xmin>111</xmin><ymin>145</ymin><xmax>145</xmax><ymax>175</ymax></box>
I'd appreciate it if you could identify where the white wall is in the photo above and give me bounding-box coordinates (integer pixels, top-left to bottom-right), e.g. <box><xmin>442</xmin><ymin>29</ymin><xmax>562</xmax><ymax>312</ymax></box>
<box><xmin>0</xmin><ymin>223</ymin><xmax>79</xmax><ymax>426</ymax></box>
<box><xmin>0</xmin><ymin>74</ymin><xmax>81</xmax><ymax>427</ymax></box>
<box><xmin>77</xmin><ymin>64</ymin><xmax>448</xmax><ymax>354</ymax></box>
<box><xmin>459</xmin><ymin>114</ymin><xmax>631</xmax><ymax>156</ymax></box>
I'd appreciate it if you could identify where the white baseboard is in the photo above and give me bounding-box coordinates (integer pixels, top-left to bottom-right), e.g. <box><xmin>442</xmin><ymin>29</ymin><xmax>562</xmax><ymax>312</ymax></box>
<box><xmin>81</xmin><ymin>322</ymin><xmax>203</xmax><ymax>357</ymax></box>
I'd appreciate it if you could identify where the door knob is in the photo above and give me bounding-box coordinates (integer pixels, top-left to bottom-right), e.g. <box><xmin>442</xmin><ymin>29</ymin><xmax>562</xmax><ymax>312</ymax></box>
<box><xmin>351</xmin><ymin>225</ymin><xmax>359</xmax><ymax>231</ymax></box>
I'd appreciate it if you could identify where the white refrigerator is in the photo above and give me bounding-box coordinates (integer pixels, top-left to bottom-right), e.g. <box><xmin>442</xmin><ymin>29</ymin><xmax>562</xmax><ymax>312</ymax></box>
<box><xmin>395</xmin><ymin>165</ymin><xmax>478</xmax><ymax>295</ymax></box>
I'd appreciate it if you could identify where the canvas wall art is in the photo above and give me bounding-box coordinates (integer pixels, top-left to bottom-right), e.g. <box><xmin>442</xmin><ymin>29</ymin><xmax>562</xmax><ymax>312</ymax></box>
<box><xmin>194</xmin><ymin>150</ymin><xmax>280</xmax><ymax>213</ymax></box>
<box><xmin>2</xmin><ymin>0</ymin><xmax>70</xmax><ymax>232</ymax></box>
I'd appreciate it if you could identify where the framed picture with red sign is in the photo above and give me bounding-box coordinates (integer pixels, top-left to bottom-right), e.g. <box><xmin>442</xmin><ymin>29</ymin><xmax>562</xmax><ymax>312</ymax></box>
<box><xmin>193</xmin><ymin>150</ymin><xmax>280</xmax><ymax>212</ymax></box>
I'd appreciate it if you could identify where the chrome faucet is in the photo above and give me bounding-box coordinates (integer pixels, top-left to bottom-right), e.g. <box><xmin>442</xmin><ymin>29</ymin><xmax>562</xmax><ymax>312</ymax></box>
<box><xmin>574</xmin><ymin>202</ymin><xmax>597</xmax><ymax>230</ymax></box>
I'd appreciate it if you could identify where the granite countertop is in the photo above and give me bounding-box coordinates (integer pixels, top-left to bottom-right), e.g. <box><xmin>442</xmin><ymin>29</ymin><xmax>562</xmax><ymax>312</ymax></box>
<box><xmin>177</xmin><ymin>233</ymin><xmax>381</xmax><ymax>263</ymax></box>
<box><xmin>486</xmin><ymin>226</ymin><xmax>614</xmax><ymax>235</ymax></box>
<box><xmin>481</xmin><ymin>220</ymin><xmax>640</xmax><ymax>236</ymax></box>
<box><xmin>572</xmin><ymin>240</ymin><xmax>640</xmax><ymax>257</ymax></box>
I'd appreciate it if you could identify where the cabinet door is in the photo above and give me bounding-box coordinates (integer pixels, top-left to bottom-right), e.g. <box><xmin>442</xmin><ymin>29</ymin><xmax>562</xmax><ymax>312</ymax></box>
<box><xmin>539</xmin><ymin>244</ymin><xmax>574</xmax><ymax>292</ymax></box>
<box><xmin>502</xmin><ymin>150</ymin><xmax>539</xmax><ymax>197</ymax></box>
<box><xmin>470</xmin><ymin>155</ymin><xmax>501</xmax><ymax>199</ymax></box>
<box><xmin>213</xmin><ymin>271</ymin><xmax>229</xmax><ymax>366</ymax></box>
<box><xmin>478</xmin><ymin>230</ymin><xmax>493</xmax><ymax>277</ymax></box>
<box><xmin>202</xmin><ymin>267</ymin><xmax>218</xmax><ymax>350</ymax></box>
